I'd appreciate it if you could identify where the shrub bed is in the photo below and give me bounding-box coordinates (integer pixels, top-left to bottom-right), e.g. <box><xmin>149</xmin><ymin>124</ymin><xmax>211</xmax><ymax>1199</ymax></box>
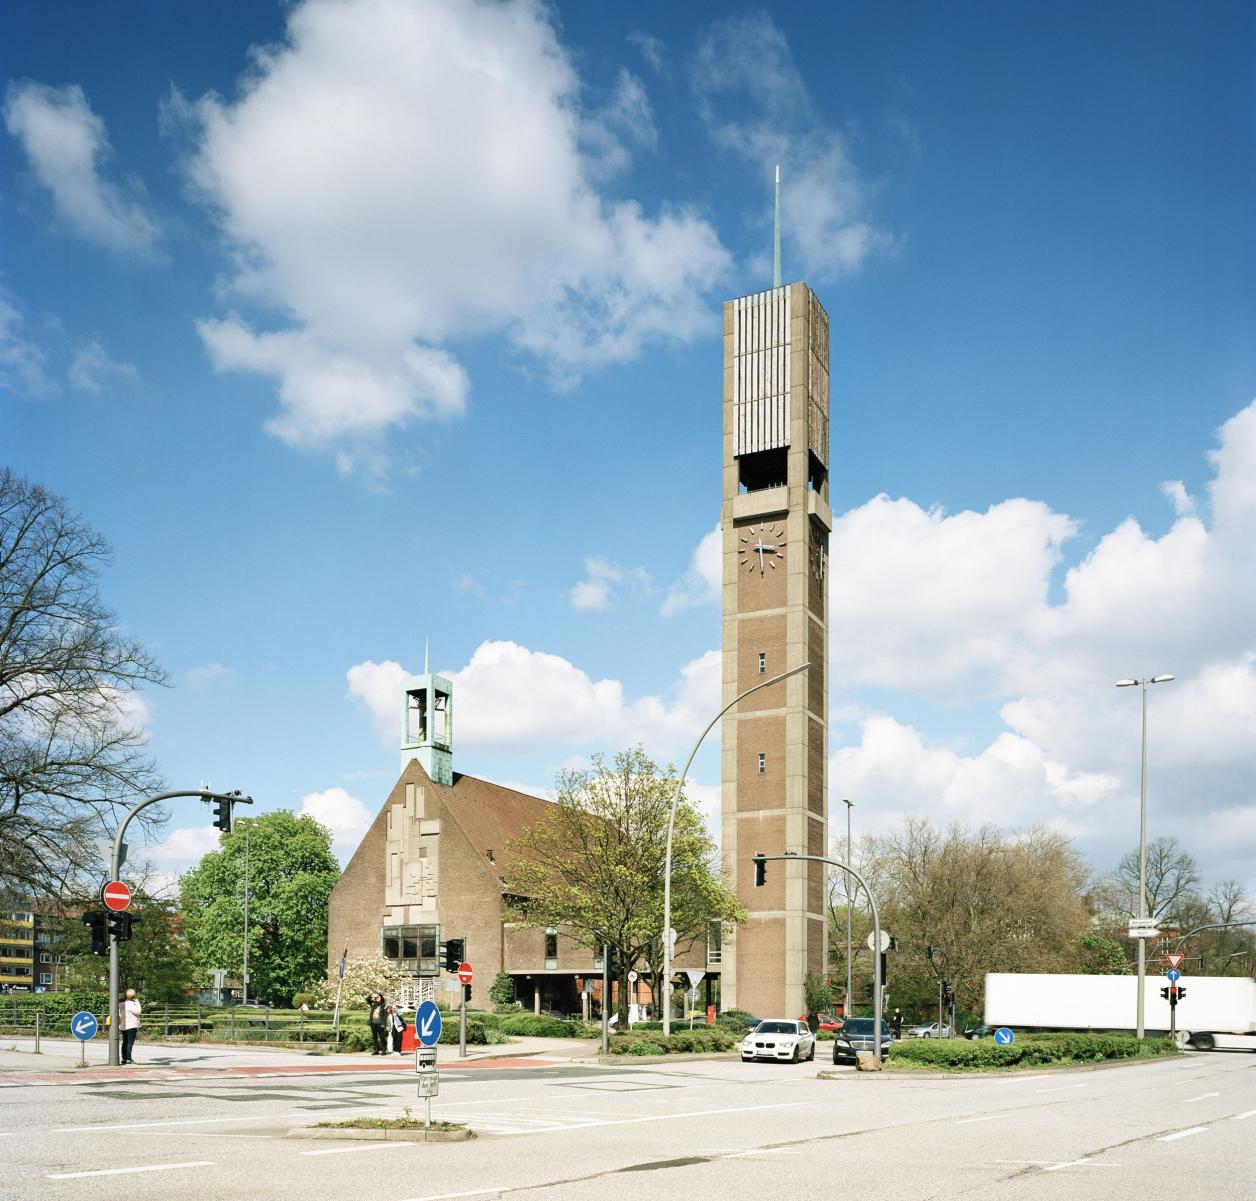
<box><xmin>888</xmin><ymin>1032</ymin><xmax>1179</xmax><ymax>1071</ymax></box>
<box><xmin>495</xmin><ymin>1013</ymin><xmax>583</xmax><ymax>1038</ymax></box>
<box><xmin>608</xmin><ymin>1029</ymin><xmax>737</xmax><ymax>1056</ymax></box>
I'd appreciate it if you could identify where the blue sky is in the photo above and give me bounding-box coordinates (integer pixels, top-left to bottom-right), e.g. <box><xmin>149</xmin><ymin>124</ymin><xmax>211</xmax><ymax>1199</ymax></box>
<box><xmin>3</xmin><ymin>1</ymin><xmax>1254</xmax><ymax>897</ymax></box>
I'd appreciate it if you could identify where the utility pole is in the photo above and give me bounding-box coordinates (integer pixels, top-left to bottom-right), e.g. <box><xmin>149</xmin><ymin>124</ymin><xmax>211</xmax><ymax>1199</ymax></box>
<box><xmin>843</xmin><ymin>798</ymin><xmax>853</xmax><ymax>1019</ymax></box>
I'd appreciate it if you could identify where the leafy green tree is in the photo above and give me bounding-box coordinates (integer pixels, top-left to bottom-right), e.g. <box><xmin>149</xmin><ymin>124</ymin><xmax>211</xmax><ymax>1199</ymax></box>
<box><xmin>1071</xmin><ymin>933</ymin><xmax>1129</xmax><ymax>974</ymax></box>
<box><xmin>803</xmin><ymin>971</ymin><xmax>832</xmax><ymax>1016</ymax></box>
<box><xmin>501</xmin><ymin>748</ymin><xmax>745</xmax><ymax>1024</ymax></box>
<box><xmin>58</xmin><ymin>895</ymin><xmax>203</xmax><ymax>1002</ymax></box>
<box><xmin>488</xmin><ymin>970</ymin><xmax>517</xmax><ymax>1007</ymax></box>
<box><xmin>179</xmin><ymin>811</ymin><xmax>340</xmax><ymax>1005</ymax></box>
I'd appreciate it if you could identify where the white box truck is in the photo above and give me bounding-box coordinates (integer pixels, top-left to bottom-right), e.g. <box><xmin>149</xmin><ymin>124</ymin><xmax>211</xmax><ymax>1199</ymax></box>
<box><xmin>983</xmin><ymin>973</ymin><xmax>1256</xmax><ymax>1050</ymax></box>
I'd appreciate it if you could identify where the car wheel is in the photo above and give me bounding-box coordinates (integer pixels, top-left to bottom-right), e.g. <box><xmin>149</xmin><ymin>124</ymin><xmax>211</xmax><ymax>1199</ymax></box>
<box><xmin>832</xmin><ymin>1050</ymin><xmax>840</xmax><ymax>1065</ymax></box>
<box><xmin>807</xmin><ymin>1041</ymin><xmax>815</xmax><ymax>1061</ymax></box>
<box><xmin>1193</xmin><ymin>1033</ymin><xmax>1215</xmax><ymax>1051</ymax></box>
<box><xmin>791</xmin><ymin>1044</ymin><xmax>800</xmax><ymax>1063</ymax></box>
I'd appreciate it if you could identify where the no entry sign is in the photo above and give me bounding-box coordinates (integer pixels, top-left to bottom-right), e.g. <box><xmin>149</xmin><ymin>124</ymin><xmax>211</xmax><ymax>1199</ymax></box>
<box><xmin>101</xmin><ymin>880</ymin><xmax>132</xmax><ymax>911</ymax></box>
<box><xmin>457</xmin><ymin>962</ymin><xmax>473</xmax><ymax>986</ymax></box>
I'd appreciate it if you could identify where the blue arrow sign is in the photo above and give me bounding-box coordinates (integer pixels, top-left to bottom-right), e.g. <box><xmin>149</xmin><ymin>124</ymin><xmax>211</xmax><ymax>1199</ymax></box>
<box><xmin>1166</xmin><ymin>968</ymin><xmax>1181</xmax><ymax>983</ymax></box>
<box><xmin>71</xmin><ymin>1011</ymin><xmax>98</xmax><ymax>1041</ymax></box>
<box><xmin>993</xmin><ymin>1026</ymin><xmax>1015</xmax><ymax>1046</ymax></box>
<box><xmin>416</xmin><ymin>999</ymin><xmax>442</xmax><ymax>1047</ymax></box>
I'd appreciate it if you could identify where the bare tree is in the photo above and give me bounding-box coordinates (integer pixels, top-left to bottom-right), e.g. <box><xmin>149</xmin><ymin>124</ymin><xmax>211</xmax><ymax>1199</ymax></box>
<box><xmin>1107</xmin><ymin>836</ymin><xmax>1201</xmax><ymax>925</ymax></box>
<box><xmin>0</xmin><ymin>468</ymin><xmax>167</xmax><ymax>897</ymax></box>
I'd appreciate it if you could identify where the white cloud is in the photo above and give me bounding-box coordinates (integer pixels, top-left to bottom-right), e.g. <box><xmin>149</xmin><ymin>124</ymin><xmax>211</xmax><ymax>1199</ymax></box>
<box><xmin>347</xmin><ymin>640</ymin><xmax>721</xmax><ymax>758</ymax></box>
<box><xmin>569</xmin><ymin>556</ymin><xmax>651</xmax><ymax>611</ymax></box>
<box><xmin>300</xmin><ymin>786</ymin><xmax>374</xmax><ymax>861</ymax></box>
<box><xmin>661</xmin><ymin>524</ymin><xmax>721</xmax><ymax>616</ymax></box>
<box><xmin>68</xmin><ymin>339</ymin><xmax>138</xmax><ymax>393</ymax></box>
<box><xmin>142</xmin><ymin>825</ymin><xmax>221</xmax><ymax>897</ymax></box>
<box><xmin>181</xmin><ymin>0</ymin><xmax>730</xmax><ymax>465</ymax></box>
<box><xmin>3</xmin><ymin>81</ymin><xmax>159</xmax><ymax>254</ymax></box>
<box><xmin>186</xmin><ymin>662</ymin><xmax>236</xmax><ymax>687</ymax></box>
<box><xmin>0</xmin><ymin>292</ymin><xmax>53</xmax><ymax>396</ymax></box>
<box><xmin>693</xmin><ymin>13</ymin><xmax>894</xmax><ymax>281</ymax></box>
<box><xmin>827</xmin><ymin>399</ymin><xmax>1256</xmax><ymax>886</ymax></box>
<box><xmin>627</xmin><ymin>31</ymin><xmax>665</xmax><ymax>74</ymax></box>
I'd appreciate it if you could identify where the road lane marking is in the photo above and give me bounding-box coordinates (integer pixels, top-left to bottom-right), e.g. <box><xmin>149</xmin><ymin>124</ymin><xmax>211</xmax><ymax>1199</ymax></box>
<box><xmin>48</xmin><ymin>1161</ymin><xmax>215</xmax><ymax>1179</ymax></box>
<box><xmin>1044</xmin><ymin>1159</ymin><xmax>1121</xmax><ymax>1171</ymax></box>
<box><xmin>396</xmin><ymin>1190</ymin><xmax>507</xmax><ymax>1201</ymax></box>
<box><xmin>1035</xmin><ymin>1084</ymin><xmax>1089</xmax><ymax>1093</ymax></box>
<box><xmin>1157</xmin><ymin>1126</ymin><xmax>1207</xmax><ymax>1142</ymax></box>
<box><xmin>1234</xmin><ymin>1109</ymin><xmax>1256</xmax><ymax>1121</ymax></box>
<box><xmin>301</xmin><ymin>1142</ymin><xmax>415</xmax><ymax>1156</ymax></box>
<box><xmin>1184</xmin><ymin>1092</ymin><xmax>1219</xmax><ymax>1103</ymax></box>
<box><xmin>956</xmin><ymin>1113</ymin><xmax>1013</xmax><ymax>1124</ymax></box>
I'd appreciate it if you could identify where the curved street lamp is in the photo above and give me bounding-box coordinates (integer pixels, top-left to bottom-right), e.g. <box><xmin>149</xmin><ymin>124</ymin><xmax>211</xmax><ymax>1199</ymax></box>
<box><xmin>660</xmin><ymin>661</ymin><xmax>810</xmax><ymax>1037</ymax></box>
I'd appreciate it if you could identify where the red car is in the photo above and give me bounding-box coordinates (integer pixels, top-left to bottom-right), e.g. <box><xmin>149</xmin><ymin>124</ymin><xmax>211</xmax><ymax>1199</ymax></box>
<box><xmin>802</xmin><ymin>1013</ymin><xmax>843</xmax><ymax>1032</ymax></box>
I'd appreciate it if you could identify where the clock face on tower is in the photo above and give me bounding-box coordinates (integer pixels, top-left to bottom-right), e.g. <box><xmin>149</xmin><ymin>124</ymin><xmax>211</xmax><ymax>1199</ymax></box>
<box><xmin>738</xmin><ymin>522</ymin><xmax>786</xmax><ymax>574</ymax></box>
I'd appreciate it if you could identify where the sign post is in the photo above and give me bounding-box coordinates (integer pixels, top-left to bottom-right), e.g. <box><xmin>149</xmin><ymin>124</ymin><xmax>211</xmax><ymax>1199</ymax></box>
<box><xmin>415</xmin><ymin>1001</ymin><xmax>442</xmax><ymax>1127</ymax></box>
<box><xmin>71</xmin><ymin>1010</ymin><xmax>98</xmax><ymax>1068</ymax></box>
<box><xmin>457</xmin><ymin>962</ymin><xmax>472</xmax><ymax>1058</ymax></box>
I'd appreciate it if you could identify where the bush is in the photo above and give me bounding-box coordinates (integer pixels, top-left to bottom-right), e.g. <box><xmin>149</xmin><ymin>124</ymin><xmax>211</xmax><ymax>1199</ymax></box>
<box><xmin>714</xmin><ymin>1008</ymin><xmax>757</xmax><ymax>1032</ymax></box>
<box><xmin>488</xmin><ymin>971</ymin><xmax>516</xmax><ymax>1007</ymax></box>
<box><xmin>496</xmin><ymin>1013</ymin><xmax>582</xmax><ymax>1038</ymax></box>
<box><xmin>888</xmin><ymin>1032</ymin><xmax>1179</xmax><ymax>1071</ymax></box>
<box><xmin>438</xmin><ymin>1019</ymin><xmax>487</xmax><ymax>1046</ymax></box>
<box><xmin>608</xmin><ymin>1029</ymin><xmax>737</xmax><ymax>1055</ymax></box>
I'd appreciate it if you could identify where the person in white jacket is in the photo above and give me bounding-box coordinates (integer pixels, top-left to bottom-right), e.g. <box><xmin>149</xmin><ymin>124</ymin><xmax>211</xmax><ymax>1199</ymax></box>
<box><xmin>119</xmin><ymin>989</ymin><xmax>142</xmax><ymax>1064</ymax></box>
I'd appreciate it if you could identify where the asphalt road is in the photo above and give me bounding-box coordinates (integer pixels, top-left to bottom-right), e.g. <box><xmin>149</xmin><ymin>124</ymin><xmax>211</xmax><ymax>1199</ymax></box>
<box><xmin>2</xmin><ymin>1043</ymin><xmax>1252</xmax><ymax>1201</ymax></box>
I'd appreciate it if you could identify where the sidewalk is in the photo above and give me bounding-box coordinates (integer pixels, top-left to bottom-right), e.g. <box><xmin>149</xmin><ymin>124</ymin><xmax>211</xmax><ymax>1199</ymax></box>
<box><xmin>0</xmin><ymin>1034</ymin><xmax>595</xmax><ymax>1085</ymax></box>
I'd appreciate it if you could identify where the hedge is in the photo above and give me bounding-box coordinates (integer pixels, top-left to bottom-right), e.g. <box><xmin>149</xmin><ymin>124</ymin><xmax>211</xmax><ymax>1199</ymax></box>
<box><xmin>494</xmin><ymin>1013</ymin><xmax>583</xmax><ymax>1038</ymax></box>
<box><xmin>608</xmin><ymin>1029</ymin><xmax>737</xmax><ymax>1055</ymax></box>
<box><xmin>888</xmin><ymin>1032</ymin><xmax>1180</xmax><ymax>1071</ymax></box>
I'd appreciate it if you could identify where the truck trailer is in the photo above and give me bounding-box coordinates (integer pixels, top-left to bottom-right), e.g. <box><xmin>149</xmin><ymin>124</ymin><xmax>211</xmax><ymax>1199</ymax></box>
<box><xmin>983</xmin><ymin>973</ymin><xmax>1256</xmax><ymax>1050</ymax></box>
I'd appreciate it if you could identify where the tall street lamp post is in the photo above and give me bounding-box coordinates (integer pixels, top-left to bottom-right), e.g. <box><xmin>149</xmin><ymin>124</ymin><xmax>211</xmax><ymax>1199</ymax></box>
<box><xmin>661</xmin><ymin>661</ymin><xmax>810</xmax><ymax>1038</ymax></box>
<box><xmin>1116</xmin><ymin>674</ymin><xmax>1174</xmax><ymax>1038</ymax></box>
<box><xmin>843</xmin><ymin>798</ymin><xmax>853</xmax><ymax>1019</ymax></box>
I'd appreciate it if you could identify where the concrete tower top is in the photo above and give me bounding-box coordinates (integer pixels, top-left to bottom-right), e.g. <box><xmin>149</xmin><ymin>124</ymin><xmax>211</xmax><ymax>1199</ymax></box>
<box><xmin>400</xmin><ymin>647</ymin><xmax>454</xmax><ymax>785</ymax></box>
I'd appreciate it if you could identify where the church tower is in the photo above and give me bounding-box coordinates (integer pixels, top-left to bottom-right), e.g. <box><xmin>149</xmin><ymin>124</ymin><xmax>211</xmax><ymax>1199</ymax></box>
<box><xmin>719</xmin><ymin>265</ymin><xmax>831</xmax><ymax>1018</ymax></box>
<box><xmin>400</xmin><ymin>647</ymin><xmax>454</xmax><ymax>784</ymax></box>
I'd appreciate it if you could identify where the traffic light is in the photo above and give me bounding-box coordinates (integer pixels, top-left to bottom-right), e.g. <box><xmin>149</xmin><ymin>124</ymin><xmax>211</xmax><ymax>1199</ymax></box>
<box><xmin>82</xmin><ymin>911</ymin><xmax>106</xmax><ymax>955</ymax></box>
<box><xmin>888</xmin><ymin>934</ymin><xmax>898</xmax><ymax>951</ymax></box>
<box><xmin>441</xmin><ymin>937</ymin><xmax>464</xmax><ymax>972</ymax></box>
<box><xmin>1177</xmin><ymin>987</ymin><xmax>1186</xmax><ymax>1001</ymax></box>
<box><xmin>879</xmin><ymin>952</ymin><xmax>888</xmax><ymax>985</ymax></box>
<box><xmin>753</xmin><ymin>854</ymin><xmax>766</xmax><ymax>887</ymax></box>
<box><xmin>1160</xmin><ymin>986</ymin><xmax>1170</xmax><ymax>1000</ymax></box>
<box><xmin>463</xmin><ymin>983</ymin><xmax>472</xmax><ymax>1004</ymax></box>
<box><xmin>925</xmin><ymin>945</ymin><xmax>934</xmax><ymax>961</ymax></box>
<box><xmin>118</xmin><ymin>912</ymin><xmax>140</xmax><ymax>942</ymax></box>
<box><xmin>944</xmin><ymin>984</ymin><xmax>954</xmax><ymax>1008</ymax></box>
<box><xmin>212</xmin><ymin>796</ymin><xmax>233</xmax><ymax>833</ymax></box>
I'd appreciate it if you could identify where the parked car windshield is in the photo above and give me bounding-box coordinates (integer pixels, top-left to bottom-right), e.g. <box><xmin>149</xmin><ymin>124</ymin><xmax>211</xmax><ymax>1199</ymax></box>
<box><xmin>755</xmin><ymin>1021</ymin><xmax>800</xmax><ymax>1034</ymax></box>
<box><xmin>841</xmin><ymin>1019</ymin><xmax>877</xmax><ymax>1034</ymax></box>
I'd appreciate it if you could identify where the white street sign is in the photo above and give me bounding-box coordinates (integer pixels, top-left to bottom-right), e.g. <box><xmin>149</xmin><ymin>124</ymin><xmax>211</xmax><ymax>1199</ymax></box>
<box><xmin>688</xmin><ymin>988</ymin><xmax>699</xmax><ymax>1002</ymax></box>
<box><xmin>627</xmin><ymin>970</ymin><xmax>638</xmax><ymax>982</ymax></box>
<box><xmin>417</xmin><ymin>1071</ymin><xmax>439</xmax><ymax>1098</ymax></box>
<box><xmin>684</xmin><ymin>970</ymin><xmax>703</xmax><ymax>987</ymax></box>
<box><xmin>1128</xmin><ymin>926</ymin><xmax>1161</xmax><ymax>939</ymax></box>
<box><xmin>415</xmin><ymin>1046</ymin><xmax>437</xmax><ymax>1071</ymax></box>
<box><xmin>1128</xmin><ymin>917</ymin><xmax>1158</xmax><ymax>928</ymax></box>
<box><xmin>866</xmin><ymin>930</ymin><xmax>892</xmax><ymax>953</ymax></box>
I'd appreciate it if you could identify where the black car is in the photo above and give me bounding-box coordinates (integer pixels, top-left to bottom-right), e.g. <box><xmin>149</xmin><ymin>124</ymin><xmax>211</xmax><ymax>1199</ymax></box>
<box><xmin>831</xmin><ymin>1017</ymin><xmax>893</xmax><ymax>1063</ymax></box>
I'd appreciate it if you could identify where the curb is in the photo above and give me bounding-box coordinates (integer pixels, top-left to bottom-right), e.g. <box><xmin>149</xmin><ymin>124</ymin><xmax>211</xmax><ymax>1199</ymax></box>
<box><xmin>288</xmin><ymin>1127</ymin><xmax>473</xmax><ymax>1142</ymax></box>
<box><xmin>574</xmin><ymin>1052</ymin><xmax>740</xmax><ymax>1066</ymax></box>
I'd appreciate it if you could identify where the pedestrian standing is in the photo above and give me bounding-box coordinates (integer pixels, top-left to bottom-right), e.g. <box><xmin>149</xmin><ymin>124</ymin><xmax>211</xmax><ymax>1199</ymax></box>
<box><xmin>367</xmin><ymin>992</ymin><xmax>388</xmax><ymax>1055</ymax></box>
<box><xmin>891</xmin><ymin>1008</ymin><xmax>903</xmax><ymax>1040</ymax></box>
<box><xmin>119</xmin><ymin>988</ymin><xmax>142</xmax><ymax>1063</ymax></box>
<box><xmin>389</xmin><ymin>1004</ymin><xmax>408</xmax><ymax>1055</ymax></box>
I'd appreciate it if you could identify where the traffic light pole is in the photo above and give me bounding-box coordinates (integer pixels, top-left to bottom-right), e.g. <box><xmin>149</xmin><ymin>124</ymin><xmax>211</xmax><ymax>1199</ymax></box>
<box><xmin>105</xmin><ymin>789</ymin><xmax>252</xmax><ymax>1066</ymax></box>
<box><xmin>753</xmin><ymin>852</ymin><xmax>884</xmax><ymax>1065</ymax></box>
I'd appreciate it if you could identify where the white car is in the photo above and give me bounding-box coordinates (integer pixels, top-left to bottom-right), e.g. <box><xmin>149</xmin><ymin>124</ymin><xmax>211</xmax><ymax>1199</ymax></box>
<box><xmin>907</xmin><ymin>1021</ymin><xmax>951</xmax><ymax>1039</ymax></box>
<box><xmin>741</xmin><ymin>1019</ymin><xmax>816</xmax><ymax>1063</ymax></box>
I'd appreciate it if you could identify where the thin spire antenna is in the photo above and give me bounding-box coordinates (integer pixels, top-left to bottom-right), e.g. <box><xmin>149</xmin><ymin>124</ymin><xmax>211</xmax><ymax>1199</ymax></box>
<box><xmin>773</xmin><ymin>164</ymin><xmax>782</xmax><ymax>288</ymax></box>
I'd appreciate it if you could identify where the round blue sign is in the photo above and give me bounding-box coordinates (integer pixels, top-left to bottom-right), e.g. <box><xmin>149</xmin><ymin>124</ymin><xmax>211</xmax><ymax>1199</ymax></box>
<box><xmin>993</xmin><ymin>1026</ymin><xmax>1015</xmax><ymax>1046</ymax></box>
<box><xmin>1166</xmin><ymin>968</ymin><xmax>1181</xmax><ymax>983</ymax></box>
<box><xmin>415</xmin><ymin>999</ymin><xmax>442</xmax><ymax>1047</ymax></box>
<box><xmin>71</xmin><ymin>1011</ymin><xmax>99</xmax><ymax>1040</ymax></box>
